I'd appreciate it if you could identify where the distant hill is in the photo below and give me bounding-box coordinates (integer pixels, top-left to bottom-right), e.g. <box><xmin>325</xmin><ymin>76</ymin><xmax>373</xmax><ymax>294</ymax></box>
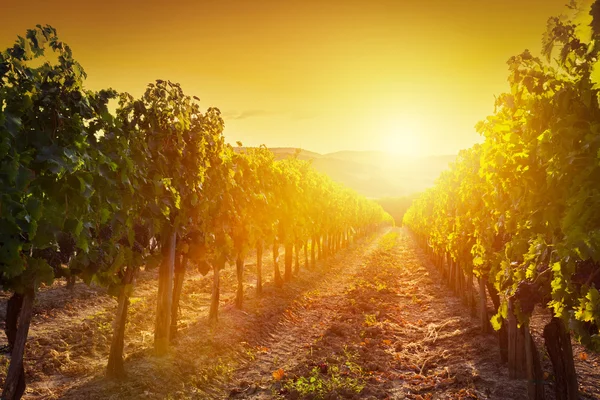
<box><xmin>325</xmin><ymin>150</ymin><xmax>399</xmax><ymax>165</ymax></box>
<box><xmin>236</xmin><ymin>147</ymin><xmax>455</xmax><ymax>199</ymax></box>
<box><xmin>268</xmin><ymin>148</ymin><xmax>324</xmax><ymax>160</ymax></box>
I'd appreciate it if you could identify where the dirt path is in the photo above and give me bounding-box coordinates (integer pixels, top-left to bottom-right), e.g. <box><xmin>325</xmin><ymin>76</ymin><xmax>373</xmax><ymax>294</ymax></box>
<box><xmin>224</xmin><ymin>228</ymin><xmax>600</xmax><ymax>400</ymax></box>
<box><xmin>225</xmin><ymin>232</ymin><xmax>386</xmax><ymax>399</ymax></box>
<box><xmin>225</xmin><ymin>228</ymin><xmax>527</xmax><ymax>400</ymax></box>
<box><xmin>1</xmin><ymin>228</ymin><xmax>598</xmax><ymax>399</ymax></box>
<box><xmin>0</xmin><ymin>230</ymin><xmax>392</xmax><ymax>399</ymax></box>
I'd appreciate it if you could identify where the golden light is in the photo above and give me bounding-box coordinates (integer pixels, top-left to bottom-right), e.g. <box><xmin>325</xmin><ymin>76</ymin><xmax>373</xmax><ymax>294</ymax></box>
<box><xmin>380</xmin><ymin>115</ymin><xmax>424</xmax><ymax>158</ymax></box>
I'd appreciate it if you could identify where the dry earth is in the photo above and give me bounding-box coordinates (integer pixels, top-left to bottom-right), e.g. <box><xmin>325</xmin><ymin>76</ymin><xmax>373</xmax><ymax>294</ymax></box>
<box><xmin>0</xmin><ymin>228</ymin><xmax>598</xmax><ymax>399</ymax></box>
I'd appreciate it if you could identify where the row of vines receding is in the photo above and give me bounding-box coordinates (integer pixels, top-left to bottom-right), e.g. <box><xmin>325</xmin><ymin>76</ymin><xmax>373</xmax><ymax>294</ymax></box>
<box><xmin>404</xmin><ymin>2</ymin><xmax>600</xmax><ymax>399</ymax></box>
<box><xmin>0</xmin><ymin>25</ymin><xmax>393</xmax><ymax>399</ymax></box>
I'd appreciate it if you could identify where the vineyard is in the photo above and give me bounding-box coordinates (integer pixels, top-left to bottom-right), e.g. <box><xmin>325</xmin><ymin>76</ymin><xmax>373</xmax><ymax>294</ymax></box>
<box><xmin>0</xmin><ymin>26</ymin><xmax>391</xmax><ymax>399</ymax></box>
<box><xmin>403</xmin><ymin>2</ymin><xmax>600</xmax><ymax>400</ymax></box>
<box><xmin>3</xmin><ymin>2</ymin><xmax>600</xmax><ymax>400</ymax></box>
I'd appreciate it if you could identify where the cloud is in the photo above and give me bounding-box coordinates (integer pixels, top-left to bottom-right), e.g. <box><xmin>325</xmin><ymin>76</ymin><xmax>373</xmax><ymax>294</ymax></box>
<box><xmin>223</xmin><ymin>109</ymin><xmax>319</xmax><ymax>121</ymax></box>
<box><xmin>225</xmin><ymin>109</ymin><xmax>272</xmax><ymax>120</ymax></box>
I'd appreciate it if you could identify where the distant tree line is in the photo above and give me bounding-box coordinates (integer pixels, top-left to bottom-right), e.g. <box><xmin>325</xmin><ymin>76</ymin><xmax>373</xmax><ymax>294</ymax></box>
<box><xmin>375</xmin><ymin>194</ymin><xmax>419</xmax><ymax>226</ymax></box>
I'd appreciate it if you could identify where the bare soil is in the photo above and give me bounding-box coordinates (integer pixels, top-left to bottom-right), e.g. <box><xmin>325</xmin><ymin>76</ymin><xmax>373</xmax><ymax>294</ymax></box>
<box><xmin>0</xmin><ymin>228</ymin><xmax>598</xmax><ymax>399</ymax></box>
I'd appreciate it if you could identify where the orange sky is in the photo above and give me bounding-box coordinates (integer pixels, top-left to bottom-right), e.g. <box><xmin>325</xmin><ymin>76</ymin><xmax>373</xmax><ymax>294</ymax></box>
<box><xmin>1</xmin><ymin>0</ymin><xmax>568</xmax><ymax>157</ymax></box>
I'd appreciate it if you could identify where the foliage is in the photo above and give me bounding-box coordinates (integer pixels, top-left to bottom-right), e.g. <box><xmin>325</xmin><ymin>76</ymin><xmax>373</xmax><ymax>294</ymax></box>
<box><xmin>376</xmin><ymin>195</ymin><xmax>418</xmax><ymax>226</ymax></box>
<box><xmin>0</xmin><ymin>25</ymin><xmax>116</xmax><ymax>293</ymax></box>
<box><xmin>283</xmin><ymin>364</ymin><xmax>365</xmax><ymax>399</ymax></box>
<box><xmin>0</xmin><ymin>23</ymin><xmax>394</xmax><ymax>394</ymax></box>
<box><xmin>404</xmin><ymin>0</ymin><xmax>600</xmax><ymax>350</ymax></box>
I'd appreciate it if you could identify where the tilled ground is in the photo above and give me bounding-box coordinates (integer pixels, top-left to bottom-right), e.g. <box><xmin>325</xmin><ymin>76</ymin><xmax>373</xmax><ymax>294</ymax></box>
<box><xmin>0</xmin><ymin>231</ymin><xmax>389</xmax><ymax>399</ymax></box>
<box><xmin>226</xmin><ymin>229</ymin><xmax>526</xmax><ymax>400</ymax></box>
<box><xmin>0</xmin><ymin>228</ymin><xmax>598</xmax><ymax>399</ymax></box>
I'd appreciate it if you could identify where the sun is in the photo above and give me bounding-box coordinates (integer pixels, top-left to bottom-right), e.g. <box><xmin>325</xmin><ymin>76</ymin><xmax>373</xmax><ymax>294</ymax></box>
<box><xmin>385</xmin><ymin>132</ymin><xmax>422</xmax><ymax>157</ymax></box>
<box><xmin>381</xmin><ymin>116</ymin><xmax>424</xmax><ymax>158</ymax></box>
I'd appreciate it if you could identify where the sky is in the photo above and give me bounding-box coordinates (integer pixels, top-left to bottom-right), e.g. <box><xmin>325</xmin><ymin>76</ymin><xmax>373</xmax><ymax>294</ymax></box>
<box><xmin>0</xmin><ymin>0</ymin><xmax>569</xmax><ymax>157</ymax></box>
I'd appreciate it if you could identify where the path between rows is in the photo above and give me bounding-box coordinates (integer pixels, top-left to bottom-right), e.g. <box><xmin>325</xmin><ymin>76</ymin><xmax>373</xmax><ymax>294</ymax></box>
<box><xmin>224</xmin><ymin>228</ymin><xmax>526</xmax><ymax>400</ymax></box>
<box><xmin>1</xmin><ymin>230</ymin><xmax>391</xmax><ymax>399</ymax></box>
<box><xmin>3</xmin><ymin>227</ymin><xmax>597</xmax><ymax>399</ymax></box>
<box><xmin>225</xmin><ymin>230</ymin><xmax>386</xmax><ymax>399</ymax></box>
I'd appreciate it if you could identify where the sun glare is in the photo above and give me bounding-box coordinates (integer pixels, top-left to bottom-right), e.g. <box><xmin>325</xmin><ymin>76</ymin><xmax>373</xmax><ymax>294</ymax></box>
<box><xmin>381</xmin><ymin>116</ymin><xmax>423</xmax><ymax>158</ymax></box>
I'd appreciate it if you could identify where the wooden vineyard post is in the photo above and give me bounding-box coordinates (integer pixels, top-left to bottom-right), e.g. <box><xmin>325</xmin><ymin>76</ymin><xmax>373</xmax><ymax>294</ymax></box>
<box><xmin>2</xmin><ymin>288</ymin><xmax>34</xmax><ymax>400</ymax></box>
<box><xmin>171</xmin><ymin>255</ymin><xmax>187</xmax><ymax>339</ymax></box>
<box><xmin>456</xmin><ymin>263</ymin><xmax>464</xmax><ymax>300</ymax></box>
<box><xmin>485</xmin><ymin>280</ymin><xmax>508</xmax><ymax>363</ymax></box>
<box><xmin>235</xmin><ymin>254</ymin><xmax>245</xmax><ymax>308</ymax></box>
<box><xmin>209</xmin><ymin>257</ymin><xmax>226</xmax><ymax>323</ymax></box>
<box><xmin>524</xmin><ymin>325</ymin><xmax>545</xmax><ymax>400</ymax></box>
<box><xmin>284</xmin><ymin>242</ymin><xmax>293</xmax><ymax>281</ymax></box>
<box><xmin>317</xmin><ymin>236</ymin><xmax>322</xmax><ymax>260</ymax></box>
<box><xmin>466</xmin><ymin>270</ymin><xmax>476</xmax><ymax>316</ymax></box>
<box><xmin>294</xmin><ymin>241</ymin><xmax>300</xmax><ymax>274</ymax></box>
<box><xmin>5</xmin><ymin>293</ymin><xmax>23</xmax><ymax>351</ymax></box>
<box><xmin>304</xmin><ymin>241</ymin><xmax>308</xmax><ymax>269</ymax></box>
<box><xmin>107</xmin><ymin>266</ymin><xmax>137</xmax><ymax>378</ymax></box>
<box><xmin>516</xmin><ymin>323</ymin><xmax>527</xmax><ymax>378</ymax></box>
<box><xmin>256</xmin><ymin>239</ymin><xmax>263</xmax><ymax>294</ymax></box>
<box><xmin>507</xmin><ymin>299</ymin><xmax>527</xmax><ymax>379</ymax></box>
<box><xmin>310</xmin><ymin>236</ymin><xmax>316</xmax><ymax>269</ymax></box>
<box><xmin>478</xmin><ymin>276</ymin><xmax>488</xmax><ymax>333</ymax></box>
<box><xmin>508</xmin><ymin>298</ymin><xmax>517</xmax><ymax>378</ymax></box>
<box><xmin>449</xmin><ymin>259</ymin><xmax>456</xmax><ymax>292</ymax></box>
<box><xmin>543</xmin><ymin>318</ymin><xmax>579</xmax><ymax>400</ymax></box>
<box><xmin>154</xmin><ymin>230</ymin><xmax>176</xmax><ymax>355</ymax></box>
<box><xmin>273</xmin><ymin>240</ymin><xmax>283</xmax><ymax>287</ymax></box>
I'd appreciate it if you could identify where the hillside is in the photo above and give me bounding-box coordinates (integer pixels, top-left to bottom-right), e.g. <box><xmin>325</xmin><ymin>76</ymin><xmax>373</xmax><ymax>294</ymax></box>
<box><xmin>261</xmin><ymin>147</ymin><xmax>455</xmax><ymax>198</ymax></box>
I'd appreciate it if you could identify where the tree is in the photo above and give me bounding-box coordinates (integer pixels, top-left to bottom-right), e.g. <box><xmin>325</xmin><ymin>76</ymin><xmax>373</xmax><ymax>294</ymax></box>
<box><xmin>0</xmin><ymin>26</ymin><xmax>118</xmax><ymax>398</ymax></box>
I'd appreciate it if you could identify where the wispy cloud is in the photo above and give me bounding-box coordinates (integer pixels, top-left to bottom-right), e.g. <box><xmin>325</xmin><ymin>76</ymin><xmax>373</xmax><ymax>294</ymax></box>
<box><xmin>223</xmin><ymin>109</ymin><xmax>319</xmax><ymax>121</ymax></box>
<box><xmin>224</xmin><ymin>109</ymin><xmax>272</xmax><ymax>120</ymax></box>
